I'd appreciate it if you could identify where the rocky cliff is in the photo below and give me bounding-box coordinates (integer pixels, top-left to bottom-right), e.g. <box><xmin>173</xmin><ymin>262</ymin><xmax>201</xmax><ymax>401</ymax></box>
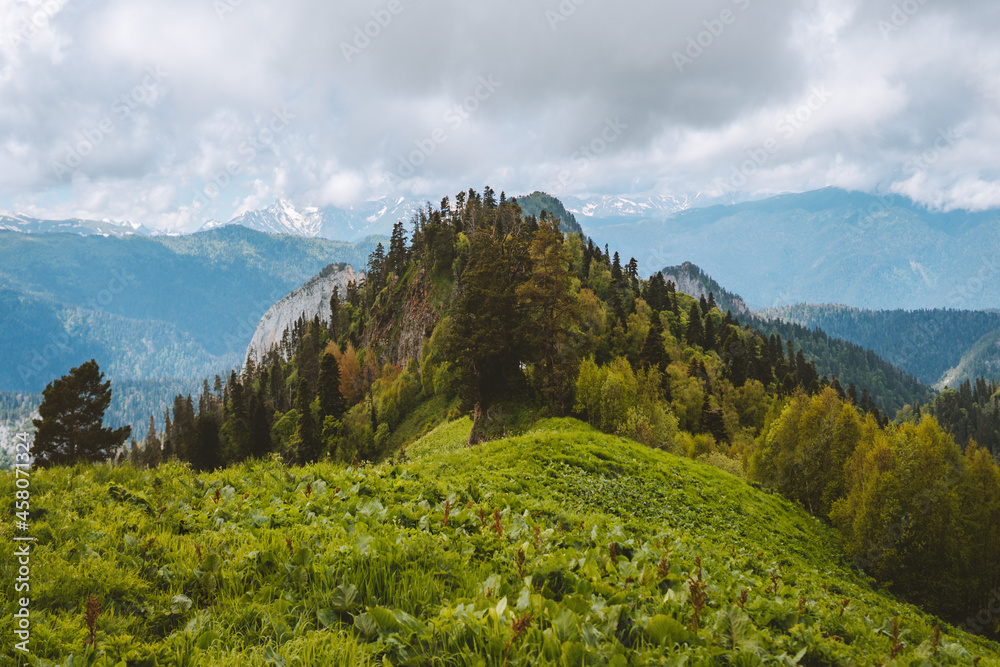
<box><xmin>245</xmin><ymin>263</ymin><xmax>360</xmax><ymax>362</ymax></box>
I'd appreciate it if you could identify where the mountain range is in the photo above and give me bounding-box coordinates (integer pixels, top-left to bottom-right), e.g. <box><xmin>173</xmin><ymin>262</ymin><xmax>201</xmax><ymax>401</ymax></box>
<box><xmin>0</xmin><ymin>226</ymin><xmax>379</xmax><ymax>438</ymax></box>
<box><xmin>583</xmin><ymin>187</ymin><xmax>1000</xmax><ymax>311</ymax></box>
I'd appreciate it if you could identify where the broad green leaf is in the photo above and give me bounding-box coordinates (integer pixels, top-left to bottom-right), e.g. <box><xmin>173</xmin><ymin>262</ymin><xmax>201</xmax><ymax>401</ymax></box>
<box><xmin>331</xmin><ymin>583</ymin><xmax>360</xmax><ymax>611</ymax></box>
<box><xmin>195</xmin><ymin>630</ymin><xmax>221</xmax><ymax>650</ymax></box>
<box><xmin>169</xmin><ymin>594</ymin><xmax>192</xmax><ymax>615</ymax></box>
<box><xmin>317</xmin><ymin>609</ymin><xmax>338</xmax><ymax>629</ymax></box>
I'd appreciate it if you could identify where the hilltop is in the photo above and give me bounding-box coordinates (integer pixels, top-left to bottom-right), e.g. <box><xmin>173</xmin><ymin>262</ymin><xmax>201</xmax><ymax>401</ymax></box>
<box><xmin>4</xmin><ymin>418</ymin><xmax>997</xmax><ymax>664</ymax></box>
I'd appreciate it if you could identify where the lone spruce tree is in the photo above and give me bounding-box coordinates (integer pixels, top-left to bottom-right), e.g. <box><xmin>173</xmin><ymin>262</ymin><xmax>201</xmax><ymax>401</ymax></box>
<box><xmin>32</xmin><ymin>360</ymin><xmax>130</xmax><ymax>467</ymax></box>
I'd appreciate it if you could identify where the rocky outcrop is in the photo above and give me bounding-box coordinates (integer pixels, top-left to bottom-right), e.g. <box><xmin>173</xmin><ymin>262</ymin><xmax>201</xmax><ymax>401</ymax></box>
<box><xmin>245</xmin><ymin>263</ymin><xmax>360</xmax><ymax>362</ymax></box>
<box><xmin>659</xmin><ymin>261</ymin><xmax>751</xmax><ymax>317</ymax></box>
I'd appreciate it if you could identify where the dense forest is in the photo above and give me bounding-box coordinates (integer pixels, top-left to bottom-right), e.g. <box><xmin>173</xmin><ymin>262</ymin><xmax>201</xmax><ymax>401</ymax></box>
<box><xmin>916</xmin><ymin>378</ymin><xmax>1000</xmax><ymax>456</ymax></box>
<box><xmin>764</xmin><ymin>303</ymin><xmax>1000</xmax><ymax>386</ymax></box>
<box><xmin>107</xmin><ymin>187</ymin><xmax>1000</xmax><ymax>636</ymax></box>
<box><xmin>660</xmin><ymin>262</ymin><xmax>935</xmax><ymax>415</ymax></box>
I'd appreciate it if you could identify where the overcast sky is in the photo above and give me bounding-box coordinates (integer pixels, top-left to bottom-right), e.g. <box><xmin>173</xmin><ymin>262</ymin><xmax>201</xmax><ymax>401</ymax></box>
<box><xmin>1</xmin><ymin>0</ymin><xmax>999</xmax><ymax>231</ymax></box>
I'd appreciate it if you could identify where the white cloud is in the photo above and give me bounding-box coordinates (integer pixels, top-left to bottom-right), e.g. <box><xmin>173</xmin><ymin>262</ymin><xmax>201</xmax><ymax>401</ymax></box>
<box><xmin>2</xmin><ymin>0</ymin><xmax>1000</xmax><ymax>229</ymax></box>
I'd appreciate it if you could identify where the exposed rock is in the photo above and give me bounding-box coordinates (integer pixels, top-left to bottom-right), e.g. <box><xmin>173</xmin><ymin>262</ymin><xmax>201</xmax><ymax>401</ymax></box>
<box><xmin>246</xmin><ymin>263</ymin><xmax>360</xmax><ymax>362</ymax></box>
<box><xmin>659</xmin><ymin>261</ymin><xmax>751</xmax><ymax>317</ymax></box>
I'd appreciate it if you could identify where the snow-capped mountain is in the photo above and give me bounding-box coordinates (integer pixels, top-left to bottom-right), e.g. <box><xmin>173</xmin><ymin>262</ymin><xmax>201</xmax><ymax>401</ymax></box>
<box><xmin>0</xmin><ymin>213</ymin><xmax>156</xmax><ymax>237</ymax></box>
<box><xmin>201</xmin><ymin>199</ymin><xmax>325</xmax><ymax>237</ymax></box>
<box><xmin>200</xmin><ymin>196</ymin><xmax>422</xmax><ymax>241</ymax></box>
<box><xmin>561</xmin><ymin>194</ymin><xmax>717</xmax><ymax>219</ymax></box>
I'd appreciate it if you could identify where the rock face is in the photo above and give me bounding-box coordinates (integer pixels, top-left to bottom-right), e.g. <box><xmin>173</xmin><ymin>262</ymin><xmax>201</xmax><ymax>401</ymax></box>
<box><xmin>659</xmin><ymin>261</ymin><xmax>751</xmax><ymax>318</ymax></box>
<box><xmin>246</xmin><ymin>263</ymin><xmax>360</xmax><ymax>362</ymax></box>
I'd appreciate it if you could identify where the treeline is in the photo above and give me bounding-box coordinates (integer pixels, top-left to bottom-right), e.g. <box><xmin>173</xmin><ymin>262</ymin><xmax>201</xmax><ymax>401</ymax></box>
<box><xmin>753</xmin><ymin>318</ymin><xmax>934</xmax><ymax>418</ymax></box>
<box><xmin>764</xmin><ymin>304</ymin><xmax>1000</xmax><ymax>385</ymax></box>
<box><xmin>750</xmin><ymin>388</ymin><xmax>1000</xmax><ymax>636</ymax></box>
<box><xmin>916</xmin><ymin>378</ymin><xmax>1000</xmax><ymax>457</ymax></box>
<box><xmin>129</xmin><ymin>187</ymin><xmax>868</xmax><ymax>471</ymax></box>
<box><xmin>658</xmin><ymin>262</ymin><xmax>935</xmax><ymax>416</ymax></box>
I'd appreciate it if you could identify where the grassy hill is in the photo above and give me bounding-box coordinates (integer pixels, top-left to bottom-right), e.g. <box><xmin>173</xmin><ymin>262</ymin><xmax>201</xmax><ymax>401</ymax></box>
<box><xmin>4</xmin><ymin>419</ymin><xmax>997</xmax><ymax>665</ymax></box>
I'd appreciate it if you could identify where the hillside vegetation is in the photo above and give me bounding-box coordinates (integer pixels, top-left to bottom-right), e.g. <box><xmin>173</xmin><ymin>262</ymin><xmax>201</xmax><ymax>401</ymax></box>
<box><xmin>0</xmin><ymin>227</ymin><xmax>381</xmax><ymax>439</ymax></box>
<box><xmin>4</xmin><ymin>419</ymin><xmax>999</xmax><ymax>665</ymax></box>
<box><xmin>660</xmin><ymin>263</ymin><xmax>934</xmax><ymax>416</ymax></box>
<box><xmin>17</xmin><ymin>188</ymin><xmax>1000</xmax><ymax>663</ymax></box>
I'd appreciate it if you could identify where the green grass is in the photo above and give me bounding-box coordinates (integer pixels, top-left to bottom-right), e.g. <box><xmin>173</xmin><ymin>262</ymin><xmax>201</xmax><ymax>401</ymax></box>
<box><xmin>3</xmin><ymin>418</ymin><xmax>999</xmax><ymax>665</ymax></box>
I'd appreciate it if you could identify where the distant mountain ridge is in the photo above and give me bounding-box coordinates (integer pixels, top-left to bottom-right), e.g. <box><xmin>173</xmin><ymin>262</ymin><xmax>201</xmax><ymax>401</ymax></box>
<box><xmin>587</xmin><ymin>187</ymin><xmax>1000</xmax><ymax>311</ymax></box>
<box><xmin>658</xmin><ymin>261</ymin><xmax>934</xmax><ymax>415</ymax></box>
<box><xmin>0</xmin><ymin>226</ymin><xmax>379</xmax><ymax>437</ymax></box>
<box><xmin>200</xmin><ymin>196</ymin><xmax>422</xmax><ymax>241</ymax></box>
<box><xmin>0</xmin><ymin>212</ymin><xmax>157</xmax><ymax>237</ymax></box>
<box><xmin>562</xmin><ymin>193</ymin><xmax>718</xmax><ymax>220</ymax></box>
<box><xmin>763</xmin><ymin>304</ymin><xmax>1000</xmax><ymax>388</ymax></box>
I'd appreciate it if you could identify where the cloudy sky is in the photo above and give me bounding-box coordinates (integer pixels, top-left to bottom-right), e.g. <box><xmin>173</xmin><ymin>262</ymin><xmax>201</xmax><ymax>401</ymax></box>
<box><xmin>1</xmin><ymin>0</ymin><xmax>999</xmax><ymax>231</ymax></box>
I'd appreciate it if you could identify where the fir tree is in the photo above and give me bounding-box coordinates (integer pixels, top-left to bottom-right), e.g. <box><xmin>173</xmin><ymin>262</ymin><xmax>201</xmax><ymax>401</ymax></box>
<box><xmin>292</xmin><ymin>381</ymin><xmax>322</xmax><ymax>464</ymax></box>
<box><xmin>639</xmin><ymin>312</ymin><xmax>669</xmax><ymax>371</ymax></box>
<box><xmin>686</xmin><ymin>303</ymin><xmax>704</xmax><ymax>348</ymax></box>
<box><xmin>32</xmin><ymin>360</ymin><xmax>130</xmax><ymax>467</ymax></box>
<box><xmin>144</xmin><ymin>415</ymin><xmax>161</xmax><ymax>468</ymax></box>
<box><xmin>318</xmin><ymin>353</ymin><xmax>347</xmax><ymax>419</ymax></box>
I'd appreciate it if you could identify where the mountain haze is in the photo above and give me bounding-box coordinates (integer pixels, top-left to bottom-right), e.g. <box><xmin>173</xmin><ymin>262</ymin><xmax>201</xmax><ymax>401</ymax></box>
<box><xmin>585</xmin><ymin>188</ymin><xmax>1000</xmax><ymax>311</ymax></box>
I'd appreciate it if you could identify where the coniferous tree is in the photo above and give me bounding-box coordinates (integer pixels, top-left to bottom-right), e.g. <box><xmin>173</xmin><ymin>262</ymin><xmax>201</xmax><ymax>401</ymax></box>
<box><xmin>247</xmin><ymin>393</ymin><xmax>272</xmax><ymax>459</ymax></box>
<box><xmin>517</xmin><ymin>217</ymin><xmax>581</xmax><ymax>411</ymax></box>
<box><xmin>703</xmin><ymin>313</ymin><xmax>716</xmax><ymax>351</ymax></box>
<box><xmin>144</xmin><ymin>415</ymin><xmax>161</xmax><ymax>468</ymax></box>
<box><xmin>292</xmin><ymin>381</ymin><xmax>321</xmax><ymax>464</ymax></box>
<box><xmin>387</xmin><ymin>221</ymin><xmax>409</xmax><ymax>276</ymax></box>
<box><xmin>318</xmin><ymin>353</ymin><xmax>347</xmax><ymax>420</ymax></box>
<box><xmin>161</xmin><ymin>408</ymin><xmax>174</xmax><ymax>460</ymax></box>
<box><xmin>686</xmin><ymin>303</ymin><xmax>704</xmax><ymax>348</ymax></box>
<box><xmin>639</xmin><ymin>313</ymin><xmax>669</xmax><ymax>371</ymax></box>
<box><xmin>32</xmin><ymin>360</ymin><xmax>130</xmax><ymax>467</ymax></box>
<box><xmin>220</xmin><ymin>373</ymin><xmax>250</xmax><ymax>463</ymax></box>
<box><xmin>448</xmin><ymin>227</ymin><xmax>531</xmax><ymax>417</ymax></box>
<box><xmin>190</xmin><ymin>413</ymin><xmax>222</xmax><ymax>472</ymax></box>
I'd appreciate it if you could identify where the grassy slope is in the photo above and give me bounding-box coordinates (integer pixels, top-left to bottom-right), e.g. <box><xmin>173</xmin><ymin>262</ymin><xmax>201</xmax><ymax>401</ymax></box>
<box><xmin>3</xmin><ymin>419</ymin><xmax>998</xmax><ymax>665</ymax></box>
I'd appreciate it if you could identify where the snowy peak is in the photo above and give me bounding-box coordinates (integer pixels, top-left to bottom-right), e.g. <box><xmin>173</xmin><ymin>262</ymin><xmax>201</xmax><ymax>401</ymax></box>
<box><xmin>0</xmin><ymin>213</ymin><xmax>156</xmax><ymax>237</ymax></box>
<box><xmin>213</xmin><ymin>200</ymin><xmax>325</xmax><ymax>238</ymax></box>
<box><xmin>562</xmin><ymin>193</ymin><xmax>718</xmax><ymax>219</ymax></box>
<box><xmin>198</xmin><ymin>196</ymin><xmax>423</xmax><ymax>241</ymax></box>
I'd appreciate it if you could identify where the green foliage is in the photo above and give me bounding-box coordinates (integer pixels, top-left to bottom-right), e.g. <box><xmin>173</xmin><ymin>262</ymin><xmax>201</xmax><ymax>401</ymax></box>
<box><xmin>515</xmin><ymin>191</ymin><xmax>584</xmax><ymax>235</ymax></box>
<box><xmin>4</xmin><ymin>420</ymin><xmax>998</xmax><ymax>664</ymax></box>
<box><xmin>575</xmin><ymin>357</ymin><xmax>678</xmax><ymax>450</ymax></box>
<box><xmin>926</xmin><ymin>379</ymin><xmax>1000</xmax><ymax>457</ymax></box>
<box><xmin>32</xmin><ymin>359</ymin><xmax>130</xmax><ymax>467</ymax></box>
